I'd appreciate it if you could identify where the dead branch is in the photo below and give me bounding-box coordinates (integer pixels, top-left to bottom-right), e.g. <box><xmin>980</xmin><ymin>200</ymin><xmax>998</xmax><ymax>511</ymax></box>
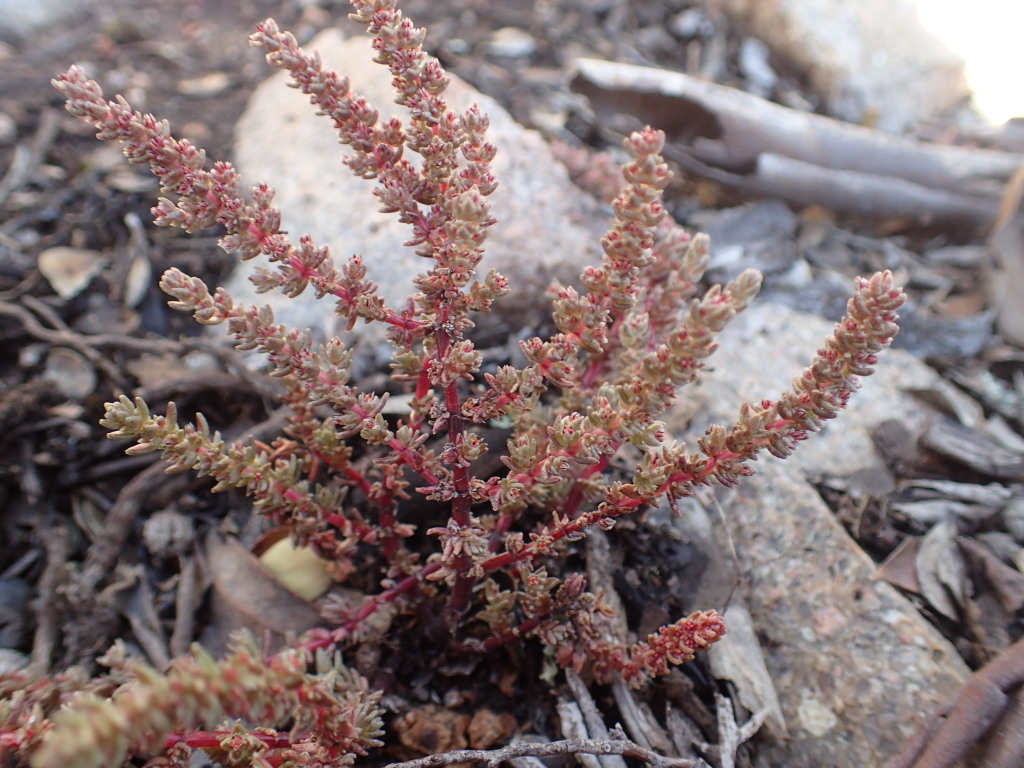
<box><xmin>381</xmin><ymin>738</ymin><xmax>709</xmax><ymax>768</ymax></box>
<box><xmin>883</xmin><ymin>637</ymin><xmax>1024</xmax><ymax>768</ymax></box>
<box><xmin>0</xmin><ymin>108</ymin><xmax>60</xmax><ymax>209</ymax></box>
<box><xmin>27</xmin><ymin>519</ymin><xmax>70</xmax><ymax>675</ymax></box>
<box><xmin>570</xmin><ymin>58</ymin><xmax>1024</xmax><ymax>228</ymax></box>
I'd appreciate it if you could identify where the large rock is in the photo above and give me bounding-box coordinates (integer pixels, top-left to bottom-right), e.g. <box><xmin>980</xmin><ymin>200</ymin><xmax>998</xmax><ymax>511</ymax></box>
<box><xmin>668</xmin><ymin>302</ymin><xmax>970</xmax><ymax>767</ymax></box>
<box><xmin>721</xmin><ymin>0</ymin><xmax>968</xmax><ymax>133</ymax></box>
<box><xmin>0</xmin><ymin>0</ymin><xmax>93</xmax><ymax>40</ymax></box>
<box><xmin>676</xmin><ymin>301</ymin><xmax>937</xmax><ymax>482</ymax></box>
<box><xmin>231</xmin><ymin>30</ymin><xmax>604</xmax><ymax>353</ymax></box>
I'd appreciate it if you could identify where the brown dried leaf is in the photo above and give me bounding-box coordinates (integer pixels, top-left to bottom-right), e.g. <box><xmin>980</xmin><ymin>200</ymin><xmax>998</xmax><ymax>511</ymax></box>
<box><xmin>37</xmin><ymin>246</ymin><xmax>106</xmax><ymax>299</ymax></box>
<box><xmin>959</xmin><ymin>537</ymin><xmax>1024</xmax><ymax>614</ymax></box>
<box><xmin>467</xmin><ymin>709</ymin><xmax>517</xmax><ymax>750</ymax></box>
<box><xmin>397</xmin><ymin>705</ymin><xmax>470</xmax><ymax>755</ymax></box>
<box><xmin>916</xmin><ymin>520</ymin><xmax>970</xmax><ymax>621</ymax></box>
<box><xmin>876</xmin><ymin>537</ymin><xmax>922</xmax><ymax>594</ymax></box>
<box><xmin>199</xmin><ymin>530</ymin><xmax>323</xmax><ymax>656</ymax></box>
<box><xmin>123</xmin><ymin>253</ymin><xmax>153</xmax><ymax>308</ymax></box>
<box><xmin>922</xmin><ymin>417</ymin><xmax>1024</xmax><ymax>481</ymax></box>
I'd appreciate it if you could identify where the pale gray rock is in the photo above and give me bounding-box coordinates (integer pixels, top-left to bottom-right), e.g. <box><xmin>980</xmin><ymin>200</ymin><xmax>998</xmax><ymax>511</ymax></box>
<box><xmin>673</xmin><ymin>301</ymin><xmax>937</xmax><ymax>481</ymax></box>
<box><xmin>720</xmin><ymin>0</ymin><xmax>968</xmax><ymax>133</ymax></box>
<box><xmin>230</xmin><ymin>30</ymin><xmax>603</xmax><ymax>354</ymax></box>
<box><xmin>665</xmin><ymin>302</ymin><xmax>970</xmax><ymax>766</ymax></box>
<box><xmin>722</xmin><ymin>461</ymin><xmax>968</xmax><ymax>766</ymax></box>
<box><xmin>0</xmin><ymin>0</ymin><xmax>94</xmax><ymax>40</ymax></box>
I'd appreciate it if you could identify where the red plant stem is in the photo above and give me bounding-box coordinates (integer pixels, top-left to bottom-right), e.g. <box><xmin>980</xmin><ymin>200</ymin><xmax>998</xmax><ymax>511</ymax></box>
<box><xmin>480</xmin><ymin>497</ymin><xmax>643</xmax><ymax>574</ymax></box>
<box><xmin>451</xmin><ymin>614</ymin><xmax>545</xmax><ymax>654</ymax></box>
<box><xmin>374</xmin><ymin>491</ymin><xmax>399</xmax><ymax>562</ymax></box>
<box><xmin>409</xmin><ymin>367</ymin><xmax>432</xmax><ymax>433</ymax></box>
<box><xmin>167</xmin><ymin>730</ymin><xmax>294</xmax><ymax>752</ymax></box>
<box><xmin>290</xmin><ymin>561</ymin><xmax>443</xmax><ymax>660</ymax></box>
<box><xmin>488</xmin><ymin>451</ymin><xmax>613</xmax><ymax>554</ymax></box>
<box><xmin>338</xmin><ymin>462</ymin><xmax>374</xmax><ymax>498</ymax></box>
<box><xmin>284</xmin><ymin>255</ymin><xmax>416</xmax><ymax>332</ymax></box>
<box><xmin>488</xmin><ymin>510</ymin><xmax>518</xmax><ymax>551</ymax></box>
<box><xmin>479</xmin><ymin>443</ymin><xmax>756</xmax><ymax>574</ymax></box>
<box><xmin>267</xmin><ymin>480</ymin><xmax>379</xmax><ymax>544</ymax></box>
<box><xmin>307</xmin><ymin>450</ymin><xmax>402</xmax><ymax>563</ymax></box>
<box><xmin>561</xmin><ymin>454</ymin><xmax>611</xmax><ymax>519</ymax></box>
<box><xmin>345</xmin><ymin>399</ymin><xmax>440</xmax><ymax>486</ymax></box>
<box><xmin>342</xmin><ymin>565</ymin><xmax>436</xmax><ymax>635</ymax></box>
<box><xmin>434</xmin><ymin>318</ymin><xmax>476</xmax><ymax>618</ymax></box>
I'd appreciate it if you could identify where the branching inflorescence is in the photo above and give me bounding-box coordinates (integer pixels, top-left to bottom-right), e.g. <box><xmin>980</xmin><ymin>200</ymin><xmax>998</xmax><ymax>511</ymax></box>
<box><xmin>5</xmin><ymin>0</ymin><xmax>906</xmax><ymax>766</ymax></box>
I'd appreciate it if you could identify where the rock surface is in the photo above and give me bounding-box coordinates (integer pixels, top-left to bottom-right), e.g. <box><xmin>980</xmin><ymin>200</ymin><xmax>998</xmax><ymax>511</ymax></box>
<box><xmin>720</xmin><ymin>0</ymin><xmax>968</xmax><ymax>133</ymax></box>
<box><xmin>675</xmin><ymin>301</ymin><xmax>938</xmax><ymax>482</ymax></box>
<box><xmin>231</xmin><ymin>30</ymin><xmax>604</xmax><ymax>352</ymax></box>
<box><xmin>668</xmin><ymin>302</ymin><xmax>970</xmax><ymax>767</ymax></box>
<box><xmin>0</xmin><ymin>0</ymin><xmax>93</xmax><ymax>39</ymax></box>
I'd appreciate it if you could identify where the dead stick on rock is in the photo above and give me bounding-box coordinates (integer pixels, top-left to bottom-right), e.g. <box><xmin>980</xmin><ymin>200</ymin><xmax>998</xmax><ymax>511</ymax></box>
<box><xmin>571</xmin><ymin>58</ymin><xmax>1023</xmax><ymax>228</ymax></box>
<box><xmin>883</xmin><ymin>637</ymin><xmax>1024</xmax><ymax>768</ymax></box>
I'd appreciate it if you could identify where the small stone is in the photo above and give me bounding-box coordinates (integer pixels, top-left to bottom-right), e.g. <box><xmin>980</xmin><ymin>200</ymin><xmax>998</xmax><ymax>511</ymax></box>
<box><xmin>670</xmin><ymin>7</ymin><xmax>714</xmax><ymax>38</ymax></box>
<box><xmin>0</xmin><ymin>112</ymin><xmax>17</xmax><ymax>145</ymax></box>
<box><xmin>442</xmin><ymin>38</ymin><xmax>472</xmax><ymax>56</ymax></box>
<box><xmin>143</xmin><ymin>509</ymin><xmax>194</xmax><ymax>559</ymax></box>
<box><xmin>0</xmin><ymin>649</ymin><xmax>28</xmax><ymax>675</ymax></box>
<box><xmin>88</xmin><ymin>144</ymin><xmax>129</xmax><ymax>173</ymax></box>
<box><xmin>0</xmin><ymin>0</ymin><xmax>96</xmax><ymax>40</ymax></box>
<box><xmin>695</xmin><ymin>199</ymin><xmax>798</xmax><ymax>250</ymax></box>
<box><xmin>797</xmin><ymin>694</ymin><xmax>837</xmax><ymax>737</ymax></box>
<box><xmin>634</xmin><ymin>25</ymin><xmax>676</xmax><ymax>55</ymax></box>
<box><xmin>105</xmin><ymin>170</ymin><xmax>157</xmax><ymax>194</ymax></box>
<box><xmin>739</xmin><ymin>37</ymin><xmax>778</xmax><ymax>93</ymax></box>
<box><xmin>177</xmin><ymin>71</ymin><xmax>233</xmax><ymax>98</ymax></box>
<box><xmin>485</xmin><ymin>27</ymin><xmax>536</xmax><ymax>58</ymax></box>
<box><xmin>42</xmin><ymin>347</ymin><xmax>97</xmax><ymax>400</ymax></box>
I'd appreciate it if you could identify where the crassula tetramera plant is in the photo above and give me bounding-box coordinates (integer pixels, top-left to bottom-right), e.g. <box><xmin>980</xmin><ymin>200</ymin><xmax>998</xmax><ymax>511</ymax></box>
<box><xmin>2</xmin><ymin>1</ymin><xmax>905</xmax><ymax>766</ymax></box>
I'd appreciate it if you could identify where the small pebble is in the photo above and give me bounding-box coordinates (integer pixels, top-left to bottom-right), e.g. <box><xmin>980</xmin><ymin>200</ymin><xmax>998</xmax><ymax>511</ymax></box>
<box><xmin>0</xmin><ymin>112</ymin><xmax>17</xmax><ymax>145</ymax></box>
<box><xmin>177</xmin><ymin>71</ymin><xmax>233</xmax><ymax>98</ymax></box>
<box><xmin>739</xmin><ymin>37</ymin><xmax>778</xmax><ymax>93</ymax></box>
<box><xmin>486</xmin><ymin>27</ymin><xmax>536</xmax><ymax>58</ymax></box>
<box><xmin>670</xmin><ymin>7</ymin><xmax>713</xmax><ymax>38</ymax></box>
<box><xmin>42</xmin><ymin>347</ymin><xmax>97</xmax><ymax>400</ymax></box>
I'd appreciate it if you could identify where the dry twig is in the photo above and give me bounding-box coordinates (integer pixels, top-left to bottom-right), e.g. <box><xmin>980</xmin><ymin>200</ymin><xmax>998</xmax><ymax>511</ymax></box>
<box><xmin>571</xmin><ymin>58</ymin><xmax>1022</xmax><ymax>227</ymax></box>
<box><xmin>381</xmin><ymin>738</ymin><xmax>709</xmax><ymax>768</ymax></box>
<box><xmin>884</xmin><ymin>637</ymin><xmax>1024</xmax><ymax>768</ymax></box>
<box><xmin>694</xmin><ymin>692</ymin><xmax>767</xmax><ymax>768</ymax></box>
